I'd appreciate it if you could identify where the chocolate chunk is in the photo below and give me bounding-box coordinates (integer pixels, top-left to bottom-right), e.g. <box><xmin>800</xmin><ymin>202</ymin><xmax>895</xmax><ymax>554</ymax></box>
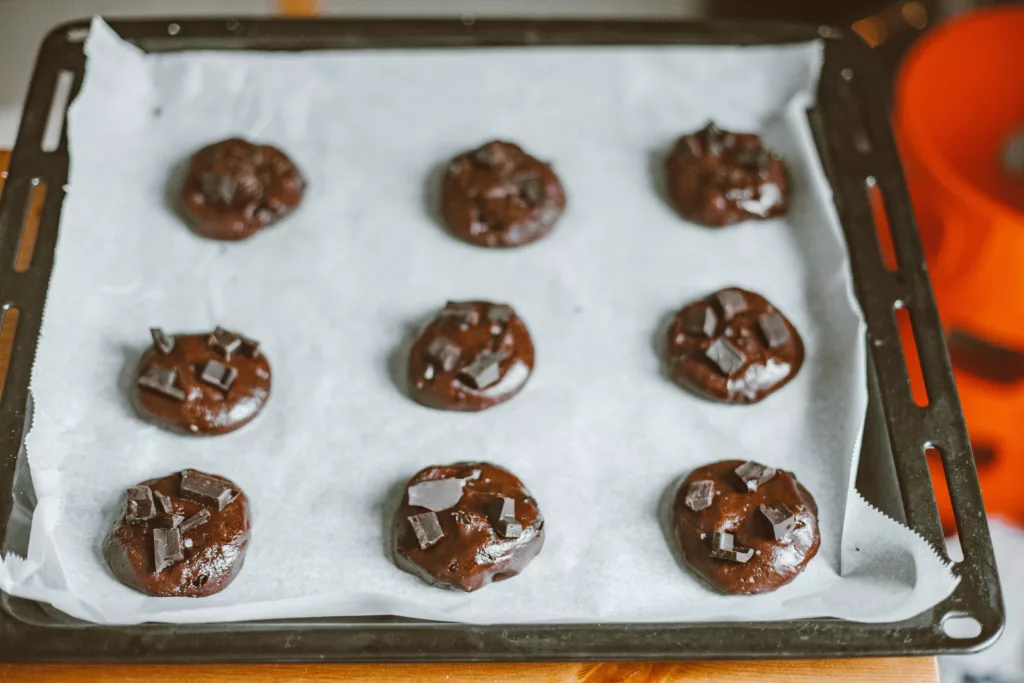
<box><xmin>408</xmin><ymin>511</ymin><xmax>444</xmax><ymax>549</ymax></box>
<box><xmin>424</xmin><ymin>337</ymin><xmax>461</xmax><ymax>373</ymax></box>
<box><xmin>683</xmin><ymin>306</ymin><xmax>717</xmax><ymax>337</ymax></box>
<box><xmin>153</xmin><ymin>527</ymin><xmax>185</xmax><ymax>573</ymax></box>
<box><xmin>138</xmin><ymin>365</ymin><xmax>186</xmax><ymax>401</ymax></box>
<box><xmin>407</xmin><ymin>477</ymin><xmax>464</xmax><ymax>512</ymax></box>
<box><xmin>126</xmin><ymin>486</ymin><xmax>156</xmax><ymax>523</ymax></box>
<box><xmin>157</xmin><ymin>513</ymin><xmax>185</xmax><ymax>528</ymax></box>
<box><xmin>705</xmin><ymin>338</ymin><xmax>746</xmax><ymax>376</ymax></box>
<box><xmin>734</xmin><ymin>461</ymin><xmax>777</xmax><ymax>492</ymax></box>
<box><xmin>684</xmin><ymin>479</ymin><xmax>715</xmax><ymax>512</ymax></box>
<box><xmin>488</xmin><ymin>496</ymin><xmax>522</xmax><ymax>538</ymax></box>
<box><xmin>758</xmin><ymin>312</ymin><xmax>791</xmax><ymax>349</ymax></box>
<box><xmin>199</xmin><ymin>359</ymin><xmax>238</xmax><ymax>392</ymax></box>
<box><xmin>151</xmin><ymin>328</ymin><xmax>174</xmax><ymax>355</ymax></box>
<box><xmin>715</xmin><ymin>290</ymin><xmax>748</xmax><ymax>320</ymax></box>
<box><xmin>200</xmin><ymin>171</ymin><xmax>238</xmax><ymax>205</ymax></box>
<box><xmin>472</xmin><ymin>142</ymin><xmax>509</xmax><ymax>170</ymax></box>
<box><xmin>440</xmin><ymin>301</ymin><xmax>479</xmax><ymax>329</ymax></box>
<box><xmin>208</xmin><ymin>327</ymin><xmax>242</xmax><ymax>360</ymax></box>
<box><xmin>486</xmin><ymin>304</ymin><xmax>514</xmax><ymax>325</ymax></box>
<box><xmin>153</xmin><ymin>490</ymin><xmax>173</xmax><ymax>514</ymax></box>
<box><xmin>457</xmin><ymin>350</ymin><xmax>509</xmax><ymax>390</ymax></box>
<box><xmin>709</xmin><ymin>531</ymin><xmax>754</xmax><ymax>563</ymax></box>
<box><xmin>239</xmin><ymin>336</ymin><xmax>261</xmax><ymax>358</ymax></box>
<box><xmin>180</xmin><ymin>470</ymin><xmax>236</xmax><ymax>511</ymax></box>
<box><xmin>519</xmin><ymin>176</ymin><xmax>546</xmax><ymax>207</ymax></box>
<box><xmin>179</xmin><ymin>508</ymin><xmax>212</xmax><ymax>534</ymax></box>
<box><xmin>760</xmin><ymin>503</ymin><xmax>797</xmax><ymax>540</ymax></box>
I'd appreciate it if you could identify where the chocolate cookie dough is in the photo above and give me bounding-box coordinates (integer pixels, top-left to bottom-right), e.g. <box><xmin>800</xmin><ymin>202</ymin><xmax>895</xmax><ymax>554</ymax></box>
<box><xmin>408</xmin><ymin>301</ymin><xmax>534</xmax><ymax>412</ymax></box>
<box><xmin>132</xmin><ymin>326</ymin><xmax>271</xmax><ymax>435</ymax></box>
<box><xmin>442</xmin><ymin>140</ymin><xmax>566</xmax><ymax>248</ymax></box>
<box><xmin>672</xmin><ymin>459</ymin><xmax>819</xmax><ymax>595</ymax></box>
<box><xmin>392</xmin><ymin>462</ymin><xmax>544</xmax><ymax>592</ymax></box>
<box><xmin>665</xmin><ymin>122</ymin><xmax>789</xmax><ymax>227</ymax></box>
<box><xmin>181</xmin><ymin>138</ymin><xmax>306</xmax><ymax>241</ymax></box>
<box><xmin>103</xmin><ymin>469</ymin><xmax>251</xmax><ymax>597</ymax></box>
<box><xmin>666</xmin><ymin>287</ymin><xmax>804</xmax><ymax>404</ymax></box>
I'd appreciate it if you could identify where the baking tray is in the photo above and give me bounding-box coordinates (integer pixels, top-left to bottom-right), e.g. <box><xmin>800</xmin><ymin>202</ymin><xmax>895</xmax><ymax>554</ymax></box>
<box><xmin>0</xmin><ymin>16</ymin><xmax>1004</xmax><ymax>662</ymax></box>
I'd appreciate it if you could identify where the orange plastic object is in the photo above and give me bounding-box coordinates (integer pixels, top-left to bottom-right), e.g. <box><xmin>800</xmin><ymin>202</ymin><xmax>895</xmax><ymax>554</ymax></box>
<box><xmin>894</xmin><ymin>7</ymin><xmax>1024</xmax><ymax>530</ymax></box>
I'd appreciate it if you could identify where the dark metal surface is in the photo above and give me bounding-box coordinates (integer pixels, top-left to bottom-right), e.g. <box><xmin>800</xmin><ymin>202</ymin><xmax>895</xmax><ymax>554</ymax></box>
<box><xmin>0</xmin><ymin>16</ymin><xmax>1003</xmax><ymax>662</ymax></box>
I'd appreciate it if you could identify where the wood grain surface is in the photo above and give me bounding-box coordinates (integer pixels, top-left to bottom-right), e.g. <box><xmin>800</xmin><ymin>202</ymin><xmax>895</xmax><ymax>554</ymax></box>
<box><xmin>0</xmin><ymin>154</ymin><xmax>938</xmax><ymax>682</ymax></box>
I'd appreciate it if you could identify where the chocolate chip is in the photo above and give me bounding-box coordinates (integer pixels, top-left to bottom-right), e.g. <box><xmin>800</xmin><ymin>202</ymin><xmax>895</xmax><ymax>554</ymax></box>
<box><xmin>407</xmin><ymin>477</ymin><xmax>464</xmax><ymax>512</ymax></box>
<box><xmin>760</xmin><ymin>503</ymin><xmax>796</xmax><ymax>541</ymax></box>
<box><xmin>424</xmin><ymin>337</ymin><xmax>461</xmax><ymax>373</ymax></box>
<box><xmin>488</xmin><ymin>496</ymin><xmax>522</xmax><ymax>538</ymax></box>
<box><xmin>684</xmin><ymin>479</ymin><xmax>715</xmax><ymax>512</ymax></box>
<box><xmin>150</xmin><ymin>328</ymin><xmax>174</xmax><ymax>355</ymax></box>
<box><xmin>408</xmin><ymin>511</ymin><xmax>444</xmax><ymax>549</ymax></box>
<box><xmin>179</xmin><ymin>508</ymin><xmax>212</xmax><ymax>534</ymax></box>
<box><xmin>758</xmin><ymin>312</ymin><xmax>791</xmax><ymax>349</ymax></box>
<box><xmin>709</xmin><ymin>531</ymin><xmax>754</xmax><ymax>563</ymax></box>
<box><xmin>519</xmin><ymin>177</ymin><xmax>546</xmax><ymax>207</ymax></box>
<box><xmin>239</xmin><ymin>336</ymin><xmax>261</xmax><ymax>358</ymax></box>
<box><xmin>457</xmin><ymin>350</ymin><xmax>509</xmax><ymax>390</ymax></box>
<box><xmin>734</xmin><ymin>461</ymin><xmax>777</xmax><ymax>492</ymax></box>
<box><xmin>199</xmin><ymin>359</ymin><xmax>238</xmax><ymax>392</ymax></box>
<box><xmin>157</xmin><ymin>513</ymin><xmax>184</xmax><ymax>528</ymax></box>
<box><xmin>180</xmin><ymin>470</ymin><xmax>236</xmax><ymax>511</ymax></box>
<box><xmin>208</xmin><ymin>327</ymin><xmax>242</xmax><ymax>360</ymax></box>
<box><xmin>153</xmin><ymin>490</ymin><xmax>173</xmax><ymax>514</ymax></box>
<box><xmin>472</xmin><ymin>142</ymin><xmax>510</xmax><ymax>170</ymax></box>
<box><xmin>200</xmin><ymin>171</ymin><xmax>237</xmax><ymax>205</ymax></box>
<box><xmin>683</xmin><ymin>306</ymin><xmax>717</xmax><ymax>337</ymax></box>
<box><xmin>440</xmin><ymin>301</ymin><xmax>479</xmax><ymax>329</ymax></box>
<box><xmin>486</xmin><ymin>303</ymin><xmax>513</xmax><ymax>325</ymax></box>
<box><xmin>126</xmin><ymin>486</ymin><xmax>156</xmax><ymax>523</ymax></box>
<box><xmin>705</xmin><ymin>338</ymin><xmax>746</xmax><ymax>376</ymax></box>
<box><xmin>715</xmin><ymin>290</ymin><xmax>748</xmax><ymax>320</ymax></box>
<box><xmin>153</xmin><ymin>527</ymin><xmax>185</xmax><ymax>573</ymax></box>
<box><xmin>138</xmin><ymin>365</ymin><xmax>186</xmax><ymax>401</ymax></box>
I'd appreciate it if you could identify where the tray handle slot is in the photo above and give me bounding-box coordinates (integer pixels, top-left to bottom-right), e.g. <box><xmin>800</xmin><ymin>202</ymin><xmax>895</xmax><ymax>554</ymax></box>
<box><xmin>0</xmin><ymin>307</ymin><xmax>20</xmax><ymax>406</ymax></box>
<box><xmin>13</xmin><ymin>180</ymin><xmax>46</xmax><ymax>273</ymax></box>
<box><xmin>40</xmin><ymin>70</ymin><xmax>74</xmax><ymax>154</ymax></box>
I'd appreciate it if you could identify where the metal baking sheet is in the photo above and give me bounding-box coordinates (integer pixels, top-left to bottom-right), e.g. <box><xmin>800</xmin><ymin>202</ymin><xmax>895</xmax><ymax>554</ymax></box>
<box><xmin>0</xmin><ymin>16</ymin><xmax>1003</xmax><ymax>661</ymax></box>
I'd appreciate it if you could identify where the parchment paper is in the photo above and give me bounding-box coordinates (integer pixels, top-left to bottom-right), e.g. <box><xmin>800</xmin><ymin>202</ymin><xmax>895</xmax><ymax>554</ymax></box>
<box><xmin>0</xmin><ymin>18</ymin><xmax>958</xmax><ymax>624</ymax></box>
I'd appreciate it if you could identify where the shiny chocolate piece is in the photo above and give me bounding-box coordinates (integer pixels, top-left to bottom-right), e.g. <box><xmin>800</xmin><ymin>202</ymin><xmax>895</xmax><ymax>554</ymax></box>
<box><xmin>181</xmin><ymin>470</ymin><xmax>236</xmax><ymax>511</ymax></box>
<box><xmin>684</xmin><ymin>479</ymin><xmax>715</xmax><ymax>512</ymax></box>
<box><xmin>104</xmin><ymin>469</ymin><xmax>251</xmax><ymax>597</ymax></box>
<box><xmin>709</xmin><ymin>531</ymin><xmax>754</xmax><ymax>563</ymax></box>
<box><xmin>153</xmin><ymin>527</ymin><xmax>185</xmax><ymax>573</ymax></box>
<box><xmin>199</xmin><ymin>359</ymin><xmax>238</xmax><ymax>392</ymax></box>
<box><xmin>758</xmin><ymin>312</ymin><xmax>791</xmax><ymax>349</ymax></box>
<box><xmin>154</xmin><ymin>490</ymin><xmax>174</xmax><ymax>514</ymax></box>
<box><xmin>181</xmin><ymin>138</ymin><xmax>306</xmax><ymax>241</ymax></box>
<box><xmin>760</xmin><ymin>503</ymin><xmax>797</xmax><ymax>540</ymax></box>
<box><xmin>683</xmin><ymin>306</ymin><xmax>717</xmax><ymax>337</ymax></box>
<box><xmin>392</xmin><ymin>462</ymin><xmax>544</xmax><ymax>592</ymax></box>
<box><xmin>131</xmin><ymin>328</ymin><xmax>271</xmax><ymax>435</ymax></box>
<box><xmin>151</xmin><ymin>328</ymin><xmax>174</xmax><ymax>355</ymax></box>
<box><xmin>408</xmin><ymin>301</ymin><xmax>534</xmax><ymax>412</ymax></box>
<box><xmin>666</xmin><ymin>287</ymin><xmax>804</xmax><ymax>404</ymax></box>
<box><xmin>138</xmin><ymin>365</ymin><xmax>186</xmax><ymax>402</ymax></box>
<box><xmin>407</xmin><ymin>477</ymin><xmax>465</xmax><ymax>512</ymax></box>
<box><xmin>665</xmin><ymin>122</ymin><xmax>789</xmax><ymax>227</ymax></box>
<box><xmin>126</xmin><ymin>486</ymin><xmax>156</xmax><ymax>523</ymax></box>
<box><xmin>488</xmin><ymin>497</ymin><xmax>522</xmax><ymax>538</ymax></box>
<box><xmin>735</xmin><ymin>461</ymin><xmax>776</xmax><ymax>492</ymax></box>
<box><xmin>157</xmin><ymin>513</ymin><xmax>185</xmax><ymax>528</ymax></box>
<box><xmin>442</xmin><ymin>140</ymin><xmax>567</xmax><ymax>248</ymax></box>
<box><xmin>408</xmin><ymin>512</ymin><xmax>445</xmax><ymax>550</ymax></box>
<box><xmin>179</xmin><ymin>509</ymin><xmax>211</xmax><ymax>534</ymax></box>
<box><xmin>672</xmin><ymin>459</ymin><xmax>820</xmax><ymax>594</ymax></box>
<box><xmin>208</xmin><ymin>327</ymin><xmax>242</xmax><ymax>360</ymax></box>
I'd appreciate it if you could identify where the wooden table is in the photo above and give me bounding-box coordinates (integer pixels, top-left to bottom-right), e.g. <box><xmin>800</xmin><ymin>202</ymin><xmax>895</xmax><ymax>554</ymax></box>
<box><xmin>0</xmin><ymin>151</ymin><xmax>940</xmax><ymax>683</ymax></box>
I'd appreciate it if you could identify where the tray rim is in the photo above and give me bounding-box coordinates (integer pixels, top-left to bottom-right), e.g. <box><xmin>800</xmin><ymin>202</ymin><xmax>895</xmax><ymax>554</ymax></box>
<box><xmin>0</xmin><ymin>15</ymin><xmax>1004</xmax><ymax>662</ymax></box>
